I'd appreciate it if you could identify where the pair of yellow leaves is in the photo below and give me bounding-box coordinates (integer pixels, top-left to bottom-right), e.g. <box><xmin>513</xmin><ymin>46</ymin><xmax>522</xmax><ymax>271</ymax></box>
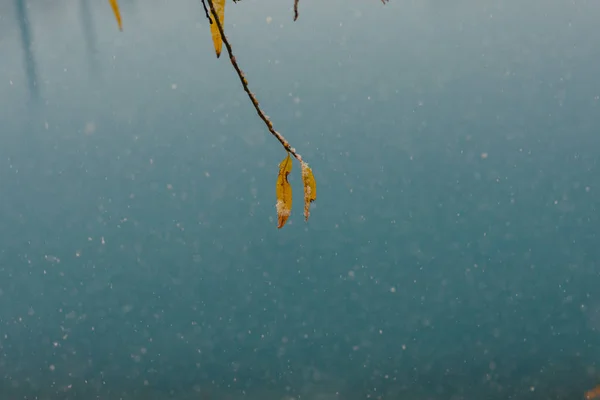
<box><xmin>204</xmin><ymin>0</ymin><xmax>316</xmax><ymax>228</ymax></box>
<box><xmin>276</xmin><ymin>153</ymin><xmax>317</xmax><ymax>229</ymax></box>
<box><xmin>108</xmin><ymin>0</ymin><xmax>225</xmax><ymax>58</ymax></box>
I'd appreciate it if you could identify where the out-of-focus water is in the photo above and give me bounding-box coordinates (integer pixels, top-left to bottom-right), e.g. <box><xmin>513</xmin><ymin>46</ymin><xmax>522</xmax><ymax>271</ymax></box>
<box><xmin>1</xmin><ymin>0</ymin><xmax>600</xmax><ymax>398</ymax></box>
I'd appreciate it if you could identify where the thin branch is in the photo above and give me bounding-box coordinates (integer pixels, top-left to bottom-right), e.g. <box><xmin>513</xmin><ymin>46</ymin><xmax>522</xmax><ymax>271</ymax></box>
<box><xmin>200</xmin><ymin>0</ymin><xmax>212</xmax><ymax>24</ymax></box>
<box><xmin>293</xmin><ymin>0</ymin><xmax>299</xmax><ymax>21</ymax></box>
<box><xmin>205</xmin><ymin>0</ymin><xmax>304</xmax><ymax>163</ymax></box>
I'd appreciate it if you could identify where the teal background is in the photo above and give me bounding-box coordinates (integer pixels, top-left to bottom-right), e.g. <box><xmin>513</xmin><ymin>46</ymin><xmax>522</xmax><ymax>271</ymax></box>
<box><xmin>1</xmin><ymin>0</ymin><xmax>600</xmax><ymax>398</ymax></box>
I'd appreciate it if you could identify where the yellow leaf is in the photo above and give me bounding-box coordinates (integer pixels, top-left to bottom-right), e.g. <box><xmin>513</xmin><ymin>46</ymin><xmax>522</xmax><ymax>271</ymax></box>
<box><xmin>209</xmin><ymin>0</ymin><xmax>226</xmax><ymax>58</ymax></box>
<box><xmin>301</xmin><ymin>162</ymin><xmax>316</xmax><ymax>221</ymax></box>
<box><xmin>108</xmin><ymin>0</ymin><xmax>123</xmax><ymax>31</ymax></box>
<box><xmin>276</xmin><ymin>153</ymin><xmax>293</xmax><ymax>229</ymax></box>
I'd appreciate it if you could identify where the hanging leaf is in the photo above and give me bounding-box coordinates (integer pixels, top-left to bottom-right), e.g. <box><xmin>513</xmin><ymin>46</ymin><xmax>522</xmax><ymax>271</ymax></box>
<box><xmin>108</xmin><ymin>0</ymin><xmax>123</xmax><ymax>31</ymax></box>
<box><xmin>209</xmin><ymin>0</ymin><xmax>227</xmax><ymax>58</ymax></box>
<box><xmin>276</xmin><ymin>153</ymin><xmax>293</xmax><ymax>229</ymax></box>
<box><xmin>301</xmin><ymin>162</ymin><xmax>316</xmax><ymax>221</ymax></box>
<box><xmin>586</xmin><ymin>386</ymin><xmax>600</xmax><ymax>400</ymax></box>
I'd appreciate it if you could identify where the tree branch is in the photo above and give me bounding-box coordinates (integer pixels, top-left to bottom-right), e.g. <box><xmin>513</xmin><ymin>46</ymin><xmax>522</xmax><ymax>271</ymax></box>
<box><xmin>294</xmin><ymin>0</ymin><xmax>299</xmax><ymax>21</ymax></box>
<box><xmin>200</xmin><ymin>0</ymin><xmax>212</xmax><ymax>24</ymax></box>
<box><xmin>205</xmin><ymin>0</ymin><xmax>304</xmax><ymax>163</ymax></box>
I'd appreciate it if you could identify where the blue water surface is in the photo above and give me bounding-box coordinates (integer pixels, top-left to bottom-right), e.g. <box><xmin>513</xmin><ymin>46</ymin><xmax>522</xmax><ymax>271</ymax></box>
<box><xmin>1</xmin><ymin>0</ymin><xmax>600</xmax><ymax>398</ymax></box>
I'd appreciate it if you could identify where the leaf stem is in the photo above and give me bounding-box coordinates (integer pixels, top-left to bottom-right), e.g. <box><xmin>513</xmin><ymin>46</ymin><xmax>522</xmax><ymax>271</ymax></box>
<box><xmin>200</xmin><ymin>0</ymin><xmax>212</xmax><ymax>24</ymax></box>
<box><xmin>294</xmin><ymin>0</ymin><xmax>299</xmax><ymax>21</ymax></box>
<box><xmin>205</xmin><ymin>0</ymin><xmax>304</xmax><ymax>163</ymax></box>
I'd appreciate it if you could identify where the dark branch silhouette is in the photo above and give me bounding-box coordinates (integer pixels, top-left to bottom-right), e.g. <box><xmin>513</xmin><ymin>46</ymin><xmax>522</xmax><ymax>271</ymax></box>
<box><xmin>200</xmin><ymin>0</ymin><xmax>212</xmax><ymax>24</ymax></box>
<box><xmin>294</xmin><ymin>0</ymin><xmax>299</xmax><ymax>21</ymax></box>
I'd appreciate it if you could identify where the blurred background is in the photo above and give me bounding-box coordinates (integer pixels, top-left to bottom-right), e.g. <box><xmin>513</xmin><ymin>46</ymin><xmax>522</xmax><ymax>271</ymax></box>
<box><xmin>1</xmin><ymin>0</ymin><xmax>600</xmax><ymax>398</ymax></box>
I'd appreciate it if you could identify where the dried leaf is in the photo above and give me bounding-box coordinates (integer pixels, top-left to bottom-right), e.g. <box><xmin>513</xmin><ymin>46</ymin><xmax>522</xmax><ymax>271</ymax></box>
<box><xmin>586</xmin><ymin>386</ymin><xmax>600</xmax><ymax>400</ymax></box>
<box><xmin>108</xmin><ymin>0</ymin><xmax>123</xmax><ymax>31</ymax></box>
<box><xmin>209</xmin><ymin>0</ymin><xmax>226</xmax><ymax>58</ymax></box>
<box><xmin>276</xmin><ymin>153</ymin><xmax>293</xmax><ymax>229</ymax></box>
<box><xmin>301</xmin><ymin>162</ymin><xmax>316</xmax><ymax>221</ymax></box>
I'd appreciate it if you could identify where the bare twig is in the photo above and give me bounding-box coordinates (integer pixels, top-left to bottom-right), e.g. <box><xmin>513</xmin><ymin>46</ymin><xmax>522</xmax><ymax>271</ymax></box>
<box><xmin>205</xmin><ymin>0</ymin><xmax>304</xmax><ymax>163</ymax></box>
<box><xmin>293</xmin><ymin>0</ymin><xmax>299</xmax><ymax>21</ymax></box>
<box><xmin>200</xmin><ymin>0</ymin><xmax>212</xmax><ymax>24</ymax></box>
